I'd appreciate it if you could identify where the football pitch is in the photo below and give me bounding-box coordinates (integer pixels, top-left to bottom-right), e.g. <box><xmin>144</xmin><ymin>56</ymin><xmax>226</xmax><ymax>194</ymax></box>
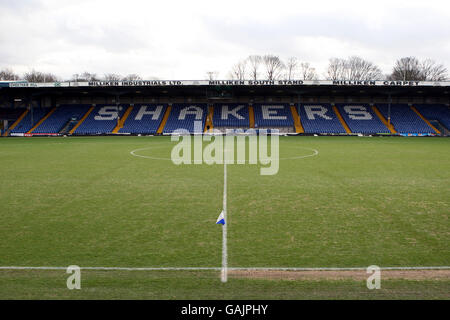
<box><xmin>0</xmin><ymin>136</ymin><xmax>449</xmax><ymax>299</ymax></box>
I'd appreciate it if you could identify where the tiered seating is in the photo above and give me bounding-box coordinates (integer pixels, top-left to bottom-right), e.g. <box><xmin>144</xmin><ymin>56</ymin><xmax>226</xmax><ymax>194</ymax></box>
<box><xmin>119</xmin><ymin>104</ymin><xmax>167</xmax><ymax>134</ymax></box>
<box><xmin>336</xmin><ymin>104</ymin><xmax>390</xmax><ymax>134</ymax></box>
<box><xmin>10</xmin><ymin>108</ymin><xmax>48</xmax><ymax>133</ymax></box>
<box><xmin>74</xmin><ymin>104</ymin><xmax>128</xmax><ymax>134</ymax></box>
<box><xmin>253</xmin><ymin>104</ymin><xmax>293</xmax><ymax>127</ymax></box>
<box><xmin>213</xmin><ymin>103</ymin><xmax>249</xmax><ymax>127</ymax></box>
<box><xmin>0</xmin><ymin>108</ymin><xmax>26</xmax><ymax>121</ymax></box>
<box><xmin>376</xmin><ymin>104</ymin><xmax>433</xmax><ymax>134</ymax></box>
<box><xmin>33</xmin><ymin>104</ymin><xmax>91</xmax><ymax>134</ymax></box>
<box><xmin>298</xmin><ymin>104</ymin><xmax>346</xmax><ymax>133</ymax></box>
<box><xmin>163</xmin><ymin>104</ymin><xmax>207</xmax><ymax>133</ymax></box>
<box><xmin>414</xmin><ymin>104</ymin><xmax>450</xmax><ymax>130</ymax></box>
<box><xmin>4</xmin><ymin>102</ymin><xmax>445</xmax><ymax>135</ymax></box>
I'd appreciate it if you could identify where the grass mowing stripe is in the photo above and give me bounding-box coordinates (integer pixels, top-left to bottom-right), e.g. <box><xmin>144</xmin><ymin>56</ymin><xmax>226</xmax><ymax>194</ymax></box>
<box><xmin>0</xmin><ymin>136</ymin><xmax>448</xmax><ymax>298</ymax></box>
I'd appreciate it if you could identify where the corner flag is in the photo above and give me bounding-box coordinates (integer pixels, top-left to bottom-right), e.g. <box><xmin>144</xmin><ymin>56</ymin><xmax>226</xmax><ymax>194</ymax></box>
<box><xmin>216</xmin><ymin>211</ymin><xmax>225</xmax><ymax>225</ymax></box>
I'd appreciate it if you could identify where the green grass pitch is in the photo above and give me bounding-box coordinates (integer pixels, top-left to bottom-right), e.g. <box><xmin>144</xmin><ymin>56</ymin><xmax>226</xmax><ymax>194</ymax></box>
<box><xmin>0</xmin><ymin>136</ymin><xmax>449</xmax><ymax>299</ymax></box>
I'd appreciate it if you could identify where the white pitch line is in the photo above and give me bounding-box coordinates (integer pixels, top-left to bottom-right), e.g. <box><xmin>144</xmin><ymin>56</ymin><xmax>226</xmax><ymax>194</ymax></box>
<box><xmin>0</xmin><ymin>267</ymin><xmax>220</xmax><ymax>271</ymax></box>
<box><xmin>130</xmin><ymin>146</ymin><xmax>319</xmax><ymax>162</ymax></box>
<box><xmin>0</xmin><ymin>266</ymin><xmax>449</xmax><ymax>271</ymax></box>
<box><xmin>221</xmin><ymin>157</ymin><xmax>228</xmax><ymax>283</ymax></box>
<box><xmin>130</xmin><ymin>145</ymin><xmax>172</xmax><ymax>160</ymax></box>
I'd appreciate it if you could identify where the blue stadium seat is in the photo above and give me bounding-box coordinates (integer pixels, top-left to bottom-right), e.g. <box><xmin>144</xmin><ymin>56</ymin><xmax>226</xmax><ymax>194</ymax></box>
<box><xmin>33</xmin><ymin>104</ymin><xmax>91</xmax><ymax>134</ymax></box>
<box><xmin>298</xmin><ymin>104</ymin><xmax>346</xmax><ymax>133</ymax></box>
<box><xmin>336</xmin><ymin>104</ymin><xmax>390</xmax><ymax>134</ymax></box>
<box><xmin>253</xmin><ymin>104</ymin><xmax>293</xmax><ymax>127</ymax></box>
<box><xmin>119</xmin><ymin>104</ymin><xmax>167</xmax><ymax>134</ymax></box>
<box><xmin>11</xmin><ymin>108</ymin><xmax>48</xmax><ymax>133</ymax></box>
<box><xmin>74</xmin><ymin>104</ymin><xmax>128</xmax><ymax>134</ymax></box>
<box><xmin>163</xmin><ymin>103</ymin><xmax>207</xmax><ymax>133</ymax></box>
<box><xmin>0</xmin><ymin>108</ymin><xmax>26</xmax><ymax>121</ymax></box>
<box><xmin>376</xmin><ymin>104</ymin><xmax>434</xmax><ymax>134</ymax></box>
<box><xmin>414</xmin><ymin>104</ymin><xmax>450</xmax><ymax>130</ymax></box>
<box><xmin>213</xmin><ymin>103</ymin><xmax>249</xmax><ymax>127</ymax></box>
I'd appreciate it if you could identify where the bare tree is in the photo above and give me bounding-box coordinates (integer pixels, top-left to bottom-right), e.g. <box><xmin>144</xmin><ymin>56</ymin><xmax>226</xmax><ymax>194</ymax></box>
<box><xmin>285</xmin><ymin>57</ymin><xmax>298</xmax><ymax>80</ymax></box>
<box><xmin>420</xmin><ymin>59</ymin><xmax>448</xmax><ymax>81</ymax></box>
<box><xmin>206</xmin><ymin>71</ymin><xmax>219</xmax><ymax>80</ymax></box>
<box><xmin>388</xmin><ymin>57</ymin><xmax>448</xmax><ymax>81</ymax></box>
<box><xmin>326</xmin><ymin>56</ymin><xmax>383</xmax><ymax>80</ymax></box>
<box><xmin>299</xmin><ymin>62</ymin><xmax>318</xmax><ymax>80</ymax></box>
<box><xmin>229</xmin><ymin>60</ymin><xmax>247</xmax><ymax>80</ymax></box>
<box><xmin>103</xmin><ymin>73</ymin><xmax>122</xmax><ymax>81</ymax></box>
<box><xmin>326</xmin><ymin>58</ymin><xmax>346</xmax><ymax>80</ymax></box>
<box><xmin>262</xmin><ymin>55</ymin><xmax>285</xmax><ymax>81</ymax></box>
<box><xmin>122</xmin><ymin>74</ymin><xmax>142</xmax><ymax>81</ymax></box>
<box><xmin>72</xmin><ymin>72</ymin><xmax>100</xmax><ymax>81</ymax></box>
<box><xmin>388</xmin><ymin>57</ymin><xmax>422</xmax><ymax>81</ymax></box>
<box><xmin>345</xmin><ymin>56</ymin><xmax>383</xmax><ymax>80</ymax></box>
<box><xmin>0</xmin><ymin>68</ymin><xmax>20</xmax><ymax>80</ymax></box>
<box><xmin>24</xmin><ymin>69</ymin><xmax>58</xmax><ymax>82</ymax></box>
<box><xmin>246</xmin><ymin>55</ymin><xmax>262</xmax><ymax>80</ymax></box>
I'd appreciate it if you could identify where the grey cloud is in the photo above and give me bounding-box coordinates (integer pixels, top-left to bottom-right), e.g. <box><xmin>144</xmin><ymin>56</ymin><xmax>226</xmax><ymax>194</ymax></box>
<box><xmin>201</xmin><ymin>6</ymin><xmax>450</xmax><ymax>64</ymax></box>
<box><xmin>0</xmin><ymin>1</ymin><xmax>449</xmax><ymax>79</ymax></box>
<box><xmin>0</xmin><ymin>0</ymin><xmax>42</xmax><ymax>12</ymax></box>
<box><xmin>55</xmin><ymin>22</ymin><xmax>152</xmax><ymax>53</ymax></box>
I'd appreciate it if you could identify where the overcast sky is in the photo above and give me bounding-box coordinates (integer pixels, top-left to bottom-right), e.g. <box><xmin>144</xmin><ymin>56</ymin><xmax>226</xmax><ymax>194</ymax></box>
<box><xmin>1</xmin><ymin>0</ymin><xmax>449</xmax><ymax>80</ymax></box>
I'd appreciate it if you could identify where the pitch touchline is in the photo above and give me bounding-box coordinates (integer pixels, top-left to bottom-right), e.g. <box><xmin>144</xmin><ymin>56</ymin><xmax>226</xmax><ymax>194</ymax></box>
<box><xmin>1</xmin><ymin>266</ymin><xmax>449</xmax><ymax>271</ymax></box>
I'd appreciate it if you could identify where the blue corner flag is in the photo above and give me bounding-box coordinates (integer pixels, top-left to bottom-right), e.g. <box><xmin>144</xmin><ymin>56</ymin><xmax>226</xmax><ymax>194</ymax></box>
<box><xmin>216</xmin><ymin>211</ymin><xmax>225</xmax><ymax>225</ymax></box>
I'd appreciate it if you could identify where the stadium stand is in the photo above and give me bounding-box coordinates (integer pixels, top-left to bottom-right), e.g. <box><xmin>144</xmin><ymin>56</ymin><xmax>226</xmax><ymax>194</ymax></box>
<box><xmin>414</xmin><ymin>104</ymin><xmax>450</xmax><ymax>131</ymax></box>
<box><xmin>290</xmin><ymin>105</ymin><xmax>304</xmax><ymax>133</ymax></box>
<box><xmin>0</xmin><ymin>79</ymin><xmax>448</xmax><ymax>137</ymax></box>
<box><xmin>298</xmin><ymin>104</ymin><xmax>346</xmax><ymax>133</ymax></box>
<box><xmin>74</xmin><ymin>104</ymin><xmax>128</xmax><ymax>134</ymax></box>
<box><xmin>248</xmin><ymin>106</ymin><xmax>255</xmax><ymax>128</ymax></box>
<box><xmin>0</xmin><ymin>108</ymin><xmax>27</xmax><ymax>136</ymax></box>
<box><xmin>376</xmin><ymin>104</ymin><xmax>434</xmax><ymax>134</ymax></box>
<box><xmin>119</xmin><ymin>104</ymin><xmax>167</xmax><ymax>134</ymax></box>
<box><xmin>10</xmin><ymin>108</ymin><xmax>49</xmax><ymax>133</ymax></box>
<box><xmin>0</xmin><ymin>108</ymin><xmax>26</xmax><ymax>122</ymax></box>
<box><xmin>163</xmin><ymin>103</ymin><xmax>207</xmax><ymax>133</ymax></box>
<box><xmin>253</xmin><ymin>104</ymin><xmax>294</xmax><ymax>128</ymax></box>
<box><xmin>335</xmin><ymin>104</ymin><xmax>390</xmax><ymax>134</ymax></box>
<box><xmin>2</xmin><ymin>102</ymin><xmax>448</xmax><ymax>136</ymax></box>
<box><xmin>32</xmin><ymin>104</ymin><xmax>92</xmax><ymax>134</ymax></box>
<box><xmin>213</xmin><ymin>103</ymin><xmax>249</xmax><ymax>127</ymax></box>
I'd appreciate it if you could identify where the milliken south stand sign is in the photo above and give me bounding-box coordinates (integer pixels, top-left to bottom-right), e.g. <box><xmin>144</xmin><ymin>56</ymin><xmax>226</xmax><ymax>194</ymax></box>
<box><xmin>6</xmin><ymin>79</ymin><xmax>450</xmax><ymax>88</ymax></box>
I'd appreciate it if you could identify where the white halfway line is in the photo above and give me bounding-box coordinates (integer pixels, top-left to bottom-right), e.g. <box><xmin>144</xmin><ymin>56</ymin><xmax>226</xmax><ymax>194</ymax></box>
<box><xmin>0</xmin><ymin>266</ymin><xmax>449</xmax><ymax>271</ymax></box>
<box><xmin>221</xmin><ymin>150</ymin><xmax>228</xmax><ymax>283</ymax></box>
